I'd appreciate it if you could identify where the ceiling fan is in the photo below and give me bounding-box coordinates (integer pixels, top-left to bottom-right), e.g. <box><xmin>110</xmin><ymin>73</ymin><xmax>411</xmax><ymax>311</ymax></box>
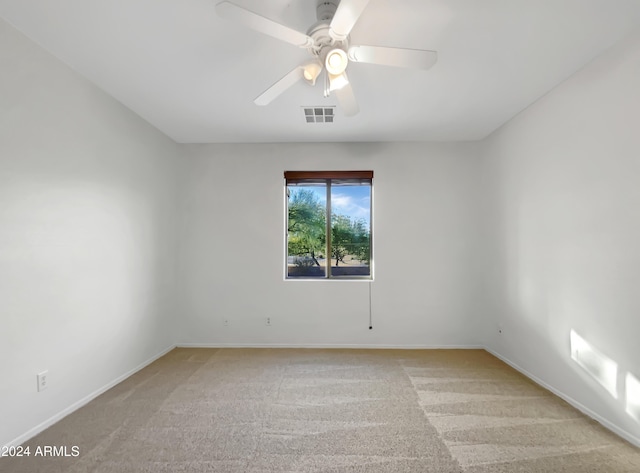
<box><xmin>216</xmin><ymin>0</ymin><xmax>437</xmax><ymax>116</ymax></box>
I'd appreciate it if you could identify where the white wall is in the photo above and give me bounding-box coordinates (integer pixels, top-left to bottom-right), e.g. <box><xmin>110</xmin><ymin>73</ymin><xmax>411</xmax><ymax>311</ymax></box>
<box><xmin>0</xmin><ymin>19</ymin><xmax>180</xmax><ymax>447</ymax></box>
<box><xmin>177</xmin><ymin>142</ymin><xmax>485</xmax><ymax>348</ymax></box>
<box><xmin>482</xmin><ymin>29</ymin><xmax>640</xmax><ymax>444</ymax></box>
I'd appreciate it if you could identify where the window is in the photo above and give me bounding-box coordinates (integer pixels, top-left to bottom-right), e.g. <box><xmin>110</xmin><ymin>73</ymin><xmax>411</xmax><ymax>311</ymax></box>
<box><xmin>285</xmin><ymin>171</ymin><xmax>373</xmax><ymax>279</ymax></box>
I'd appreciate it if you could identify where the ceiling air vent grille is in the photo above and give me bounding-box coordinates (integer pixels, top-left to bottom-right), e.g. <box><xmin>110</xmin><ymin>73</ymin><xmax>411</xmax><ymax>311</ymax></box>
<box><xmin>303</xmin><ymin>107</ymin><xmax>335</xmax><ymax>123</ymax></box>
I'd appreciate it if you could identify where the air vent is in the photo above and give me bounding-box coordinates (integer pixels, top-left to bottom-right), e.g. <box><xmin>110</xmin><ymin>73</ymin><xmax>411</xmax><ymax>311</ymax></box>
<box><xmin>303</xmin><ymin>107</ymin><xmax>335</xmax><ymax>123</ymax></box>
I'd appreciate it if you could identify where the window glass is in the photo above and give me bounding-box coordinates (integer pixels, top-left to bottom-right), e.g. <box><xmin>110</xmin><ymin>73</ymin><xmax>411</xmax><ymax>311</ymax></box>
<box><xmin>286</xmin><ymin>172</ymin><xmax>372</xmax><ymax>279</ymax></box>
<box><xmin>287</xmin><ymin>184</ymin><xmax>327</xmax><ymax>278</ymax></box>
<box><xmin>330</xmin><ymin>182</ymin><xmax>371</xmax><ymax>277</ymax></box>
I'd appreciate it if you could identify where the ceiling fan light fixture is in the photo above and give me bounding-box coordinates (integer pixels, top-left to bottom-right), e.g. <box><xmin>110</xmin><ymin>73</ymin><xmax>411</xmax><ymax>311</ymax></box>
<box><xmin>325</xmin><ymin>48</ymin><xmax>348</xmax><ymax>75</ymax></box>
<box><xmin>302</xmin><ymin>62</ymin><xmax>322</xmax><ymax>85</ymax></box>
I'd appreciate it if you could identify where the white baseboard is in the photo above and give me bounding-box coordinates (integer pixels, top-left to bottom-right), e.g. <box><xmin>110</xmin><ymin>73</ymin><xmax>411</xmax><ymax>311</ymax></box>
<box><xmin>176</xmin><ymin>343</ymin><xmax>486</xmax><ymax>349</ymax></box>
<box><xmin>484</xmin><ymin>346</ymin><xmax>640</xmax><ymax>448</ymax></box>
<box><xmin>3</xmin><ymin>344</ymin><xmax>176</xmax><ymax>449</ymax></box>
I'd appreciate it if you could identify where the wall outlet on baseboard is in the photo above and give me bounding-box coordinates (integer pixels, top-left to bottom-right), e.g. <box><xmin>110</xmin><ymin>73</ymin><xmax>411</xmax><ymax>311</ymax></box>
<box><xmin>266</xmin><ymin>317</ymin><xmax>271</xmax><ymax>326</ymax></box>
<box><xmin>37</xmin><ymin>371</ymin><xmax>48</xmax><ymax>392</ymax></box>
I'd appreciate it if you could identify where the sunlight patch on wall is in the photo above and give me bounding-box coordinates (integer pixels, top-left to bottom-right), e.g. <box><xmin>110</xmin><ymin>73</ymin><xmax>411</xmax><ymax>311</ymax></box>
<box><xmin>570</xmin><ymin>329</ymin><xmax>618</xmax><ymax>399</ymax></box>
<box><xmin>626</xmin><ymin>372</ymin><xmax>640</xmax><ymax>422</ymax></box>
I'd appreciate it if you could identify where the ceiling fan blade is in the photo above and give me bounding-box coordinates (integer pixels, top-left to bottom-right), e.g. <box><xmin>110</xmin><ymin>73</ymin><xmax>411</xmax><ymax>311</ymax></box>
<box><xmin>254</xmin><ymin>66</ymin><xmax>304</xmax><ymax>106</ymax></box>
<box><xmin>329</xmin><ymin>0</ymin><xmax>371</xmax><ymax>41</ymax></box>
<box><xmin>348</xmin><ymin>45</ymin><xmax>438</xmax><ymax>70</ymax></box>
<box><xmin>216</xmin><ymin>1</ymin><xmax>313</xmax><ymax>48</ymax></box>
<box><xmin>334</xmin><ymin>73</ymin><xmax>359</xmax><ymax>116</ymax></box>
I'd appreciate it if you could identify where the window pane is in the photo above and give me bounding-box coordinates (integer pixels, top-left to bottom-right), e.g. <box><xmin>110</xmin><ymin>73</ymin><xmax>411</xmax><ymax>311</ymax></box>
<box><xmin>330</xmin><ymin>183</ymin><xmax>371</xmax><ymax>277</ymax></box>
<box><xmin>287</xmin><ymin>185</ymin><xmax>327</xmax><ymax>278</ymax></box>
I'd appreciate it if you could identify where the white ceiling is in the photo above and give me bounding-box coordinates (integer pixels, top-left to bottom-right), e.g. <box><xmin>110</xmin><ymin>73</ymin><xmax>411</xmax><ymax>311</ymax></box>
<box><xmin>1</xmin><ymin>0</ymin><xmax>640</xmax><ymax>143</ymax></box>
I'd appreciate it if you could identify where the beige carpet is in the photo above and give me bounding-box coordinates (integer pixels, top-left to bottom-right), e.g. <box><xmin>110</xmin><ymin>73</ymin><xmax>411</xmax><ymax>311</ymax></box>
<box><xmin>2</xmin><ymin>348</ymin><xmax>639</xmax><ymax>472</ymax></box>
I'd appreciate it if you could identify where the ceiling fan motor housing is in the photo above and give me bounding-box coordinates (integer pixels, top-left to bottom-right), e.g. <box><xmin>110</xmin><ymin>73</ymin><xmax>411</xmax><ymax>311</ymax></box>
<box><xmin>316</xmin><ymin>1</ymin><xmax>339</xmax><ymax>21</ymax></box>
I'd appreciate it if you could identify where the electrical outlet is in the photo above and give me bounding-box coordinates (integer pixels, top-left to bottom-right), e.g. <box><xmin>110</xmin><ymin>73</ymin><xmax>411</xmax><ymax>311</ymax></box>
<box><xmin>37</xmin><ymin>371</ymin><xmax>48</xmax><ymax>392</ymax></box>
<box><xmin>265</xmin><ymin>317</ymin><xmax>271</xmax><ymax>326</ymax></box>
<box><xmin>224</xmin><ymin>319</ymin><xmax>229</xmax><ymax>327</ymax></box>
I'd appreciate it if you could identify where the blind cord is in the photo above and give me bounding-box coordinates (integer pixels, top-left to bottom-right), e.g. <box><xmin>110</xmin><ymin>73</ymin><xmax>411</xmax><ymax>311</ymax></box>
<box><xmin>368</xmin><ymin>282</ymin><xmax>373</xmax><ymax>330</ymax></box>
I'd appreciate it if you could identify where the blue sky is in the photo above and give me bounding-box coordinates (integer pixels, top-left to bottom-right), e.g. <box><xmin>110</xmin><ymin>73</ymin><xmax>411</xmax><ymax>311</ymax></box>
<box><xmin>331</xmin><ymin>186</ymin><xmax>371</xmax><ymax>226</ymax></box>
<box><xmin>290</xmin><ymin>185</ymin><xmax>371</xmax><ymax>227</ymax></box>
